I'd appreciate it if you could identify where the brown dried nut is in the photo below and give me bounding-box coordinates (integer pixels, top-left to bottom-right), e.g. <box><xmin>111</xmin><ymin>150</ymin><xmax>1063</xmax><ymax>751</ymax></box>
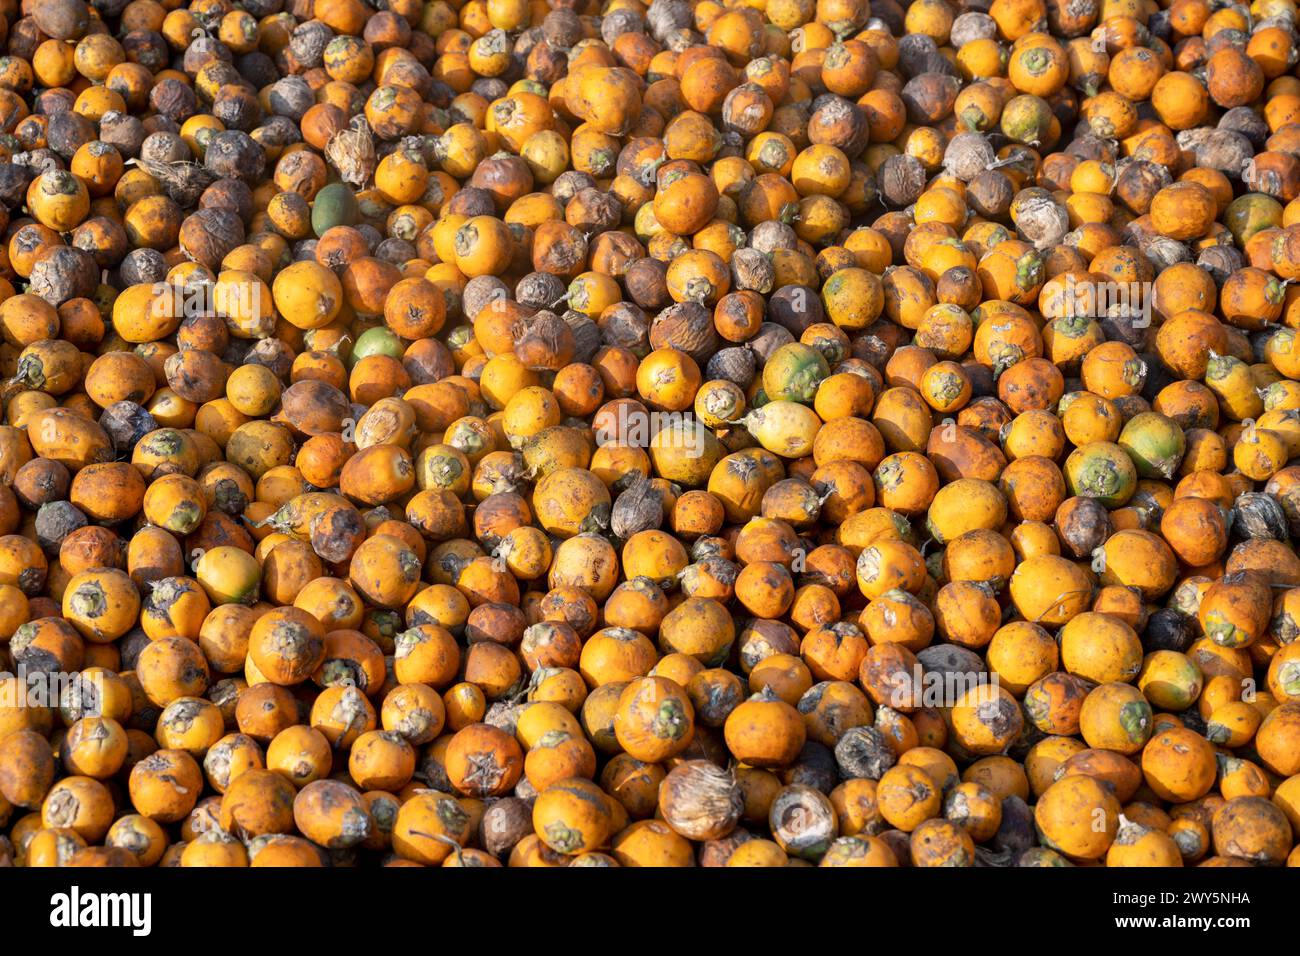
<box><xmin>310</xmin><ymin>507</ymin><xmax>367</xmax><ymax>564</ymax></box>
<box><xmin>897</xmin><ymin>34</ymin><xmax>948</xmax><ymax>78</ymax></box>
<box><xmin>178</xmin><ymin>315</ymin><xmax>230</xmax><ymax>355</ymax></box>
<box><xmin>1136</xmin><ymin>234</ymin><xmax>1192</xmax><ymax>272</ymax></box>
<box><xmin>289</xmin><ymin>20</ymin><xmax>333</xmax><ymax>69</ymax></box>
<box><xmin>1056</xmin><ymin>496</ymin><xmax>1113</xmax><ymax>559</ymax></box>
<box><xmin>513</xmin><ymin>310</ymin><xmax>576</xmax><ymax>371</ymax></box>
<box><xmin>324</xmin><ymin>116</ymin><xmax>377</xmax><ymax>189</ymax></box>
<box><xmin>1197</xmin><ymin>245</ymin><xmax>1245</xmax><ymax>286</ymax></box>
<box><xmin>951</xmin><ymin>12</ymin><xmax>998</xmax><ymax>46</ymax></box>
<box><xmin>730</xmin><ymin>248</ymin><xmax>775</xmax><ymax>294</ymax></box>
<box><xmin>564</xmin><ymin>312</ymin><xmax>604</xmax><ymax>364</ymax></box>
<box><xmin>650</xmin><ymin>301</ymin><xmax>721</xmax><ymax>365</ymax></box>
<box><xmin>722</xmin><ymin>84</ymin><xmax>775</xmax><ymax>138</ymax></box>
<box><xmin>943</xmin><ymin>131</ymin><xmax>996</xmax><ymax>182</ymax></box>
<box><xmin>566</xmin><ymin>187</ymin><xmax>623</xmax><ymax>235</ymax></box>
<box><xmin>527</xmin><ymin>40</ymin><xmax>568</xmax><ymax>84</ymax></box>
<box><xmin>277</xmin><ymin>380</ymin><xmax>350</xmax><ymax>437</ymax></box>
<box><xmin>28</xmin><ymin>246</ymin><xmax>98</xmax><ymax>307</ymax></box>
<box><xmin>164</xmin><ymin>350</ymin><xmax>229</xmax><ymax>404</ymax></box>
<box><xmin>834</xmin><ymin>724</ymin><xmax>896</xmax><ymax>780</ymax></box>
<box><xmin>461</xmin><ymin>276</ymin><xmax>510</xmax><ymax>324</ymax></box>
<box><xmin>214</xmin><ymin>82</ymin><xmax>262</xmax><ymax>133</ymax></box>
<box><xmin>136</xmin><ymin>158</ymin><xmax>217</xmax><ymax>208</ymax></box>
<box><xmin>1231</xmin><ymin>493</ymin><xmax>1288</xmax><ymax>541</ymax></box>
<box><xmin>901</xmin><ymin>73</ymin><xmax>961</xmax><ymax>124</ymax></box>
<box><xmin>513</xmin><ymin>273</ymin><xmax>565</xmax><ymax>312</ymax></box>
<box><xmin>0</xmin><ymin>163</ymin><xmax>31</xmax><ymax>208</ymax></box>
<box><xmin>625</xmin><ymin>257</ymin><xmax>671</xmax><ymax>310</ymax></box>
<box><xmin>807</xmin><ymin>96</ymin><xmax>870</xmax><ymax>158</ymax></box>
<box><xmin>479</xmin><ymin>796</ymin><xmax>534</xmax><ymax>857</ymax></box>
<box><xmin>140</xmin><ymin>131</ymin><xmax>189</xmax><ymax>166</ymax></box>
<box><xmin>6</xmin><ymin>18</ymin><xmax>43</xmax><ymax>61</ymax></box>
<box><xmin>878</xmin><ymin>153</ymin><xmax>927</xmax><ymax>207</ymax></box>
<box><xmin>178</xmin><ymin>208</ymin><xmax>245</xmax><ymax>269</ymax></box>
<box><xmin>245</xmin><ymin>339</ymin><xmax>296</xmax><ymax>379</ymax></box>
<box><xmin>916</xmin><ymin>644</ymin><xmax>987</xmax><ymax>690</ymax></box>
<box><xmin>552</xmin><ymin>171</ymin><xmax>597</xmax><ymax>205</ymax></box>
<box><xmin>967</xmin><ymin>170</ymin><xmax>1015</xmax><ymax>219</ymax></box>
<box><xmin>598</xmin><ymin>302</ymin><xmax>651</xmax><ymax>353</ymax></box>
<box><xmin>768</xmin><ymin>285</ymin><xmax>823</xmax><ymax>336</ymax></box>
<box><xmin>470</xmin><ymin>155</ymin><xmax>533</xmax><ymax>212</ymax></box>
<box><xmin>1217</xmin><ymin>107</ymin><xmax>1268</xmax><ymax>148</ymax></box>
<box><xmin>543</xmin><ymin>10</ymin><xmax>583</xmax><ymax>49</ymax></box>
<box><xmin>51</xmin><ymin>125</ymin><xmax>92</xmax><ymax>169</ymax></box>
<box><xmin>590</xmin><ymin>231</ymin><xmax>645</xmax><ymax>279</ymax></box>
<box><xmin>1010</xmin><ymin>188</ymin><xmax>1070</xmax><ymax>250</ymax></box>
<box><xmin>746</xmin><ymin>322</ymin><xmax>796</xmax><ymax>365</ymax></box>
<box><xmin>610</xmin><ymin>477</ymin><xmax>664</xmax><ymax>540</ymax></box>
<box><xmin>705</xmin><ymin>347</ymin><xmax>757</xmax><ymax>388</ymax></box>
<box><xmin>645</xmin><ymin>0</ymin><xmax>691</xmax><ymax>40</ymax></box>
<box><xmin>33</xmin><ymin>0</ymin><xmax>91</xmax><ymax>41</ymax></box>
<box><xmin>658</xmin><ymin>760</ymin><xmax>744</xmax><ymax>841</ymax></box>
<box><xmin>204</xmin><ymin>130</ymin><xmax>266</xmax><ymax>186</ymax></box>
<box><xmin>119</xmin><ymin>249</ymin><xmax>169</xmax><ymax>286</ymax></box>
<box><xmin>748</xmin><ymin>221</ymin><xmax>798</xmax><ymax>254</ymax></box>
<box><xmin>1176</xmin><ymin>128</ymin><xmax>1253</xmax><ymax>177</ymax></box>
<box><xmin>100</xmin><ymin>402</ymin><xmax>157</xmax><ymax>456</ymax></box>
<box><xmin>531</xmin><ymin>220</ymin><xmax>589</xmax><ymax>278</ymax></box>
<box><xmin>1114</xmin><ymin>159</ymin><xmax>1171</xmax><ymax>216</ymax></box>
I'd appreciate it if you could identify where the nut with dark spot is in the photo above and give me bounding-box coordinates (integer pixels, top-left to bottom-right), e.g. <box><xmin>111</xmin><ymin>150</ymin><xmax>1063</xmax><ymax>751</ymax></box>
<box><xmin>203</xmin><ymin>130</ymin><xmax>266</xmax><ymax>186</ymax></box>
<box><xmin>879</xmin><ymin>153</ymin><xmax>927</xmax><ymax>207</ymax></box>
<box><xmin>35</xmin><ymin>502</ymin><xmax>88</xmax><ymax>554</ymax></box>
<box><xmin>730</xmin><ymin>248</ymin><xmax>775</xmax><ymax>294</ymax></box>
<box><xmin>516</xmin><ymin>271</ymin><xmax>567</xmax><ymax>310</ymax></box>
<box><xmin>834</xmin><ymin>724</ymin><xmax>897</xmax><ymax>780</ymax></box>
<box><xmin>705</xmin><ymin>346</ymin><xmax>757</xmax><ymax>387</ymax></box>
<box><xmin>479</xmin><ymin>797</ymin><xmax>533</xmax><ymax>856</ymax></box>
<box><xmin>28</xmin><ymin>246</ymin><xmax>98</xmax><ymax>306</ymax></box>
<box><xmin>650</xmin><ymin>301</ymin><xmax>720</xmax><ymax>364</ymax></box>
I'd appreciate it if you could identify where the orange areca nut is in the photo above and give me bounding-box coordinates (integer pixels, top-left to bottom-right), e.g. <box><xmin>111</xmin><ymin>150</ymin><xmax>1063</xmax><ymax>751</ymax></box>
<box><xmin>0</xmin><ymin>0</ymin><xmax>1295</xmax><ymax>876</ymax></box>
